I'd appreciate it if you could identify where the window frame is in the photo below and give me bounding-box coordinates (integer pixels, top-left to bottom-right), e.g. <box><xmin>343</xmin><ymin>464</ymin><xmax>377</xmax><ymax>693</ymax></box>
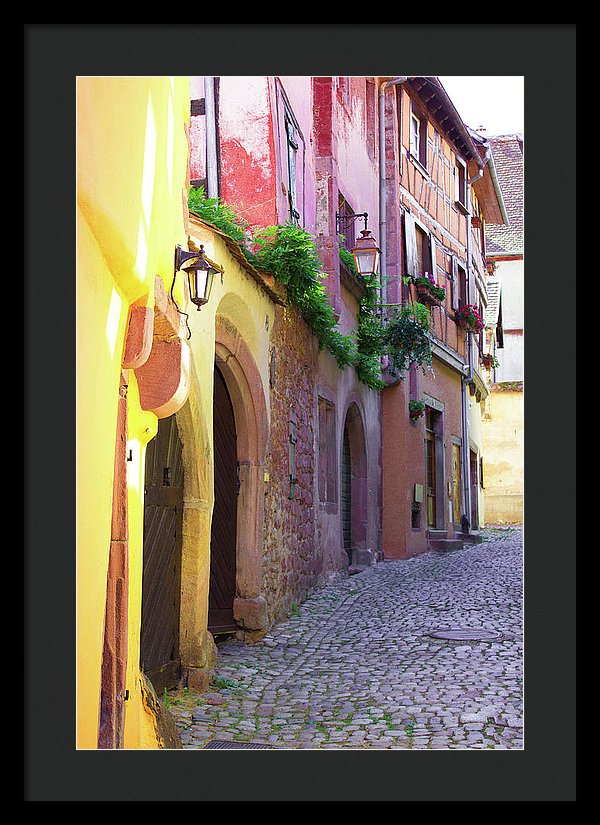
<box><xmin>454</xmin><ymin>155</ymin><xmax>469</xmax><ymax>215</ymax></box>
<box><xmin>408</xmin><ymin>103</ymin><xmax>428</xmax><ymax>172</ymax></box>
<box><xmin>284</xmin><ymin>109</ymin><xmax>300</xmax><ymax>225</ymax></box>
<box><xmin>318</xmin><ymin>396</ymin><xmax>337</xmax><ymax>505</ymax></box>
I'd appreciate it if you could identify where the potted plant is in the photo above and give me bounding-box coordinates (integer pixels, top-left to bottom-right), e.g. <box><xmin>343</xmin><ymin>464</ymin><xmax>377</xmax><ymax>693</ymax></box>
<box><xmin>409</xmin><ymin>400</ymin><xmax>425</xmax><ymax>421</ymax></box>
<box><xmin>481</xmin><ymin>353</ymin><xmax>500</xmax><ymax>370</ymax></box>
<box><xmin>456</xmin><ymin>304</ymin><xmax>484</xmax><ymax>333</ymax></box>
<box><xmin>410</xmin><ymin>272</ymin><xmax>446</xmax><ymax>306</ymax></box>
<box><xmin>384</xmin><ymin>301</ymin><xmax>433</xmax><ymax>378</ymax></box>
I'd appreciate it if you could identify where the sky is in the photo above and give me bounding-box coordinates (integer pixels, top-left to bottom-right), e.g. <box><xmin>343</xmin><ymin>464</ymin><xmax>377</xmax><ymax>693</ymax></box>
<box><xmin>437</xmin><ymin>76</ymin><xmax>524</xmax><ymax>137</ymax></box>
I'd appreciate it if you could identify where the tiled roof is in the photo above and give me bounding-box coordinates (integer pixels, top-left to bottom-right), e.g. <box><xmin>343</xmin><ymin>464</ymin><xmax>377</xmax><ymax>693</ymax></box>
<box><xmin>485</xmin><ymin>134</ymin><xmax>524</xmax><ymax>256</ymax></box>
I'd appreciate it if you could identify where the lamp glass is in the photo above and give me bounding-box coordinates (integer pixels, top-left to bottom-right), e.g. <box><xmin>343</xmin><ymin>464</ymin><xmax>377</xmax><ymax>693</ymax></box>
<box><xmin>354</xmin><ymin>247</ymin><xmax>379</xmax><ymax>277</ymax></box>
<box><xmin>189</xmin><ymin>267</ymin><xmax>211</xmax><ymax>306</ymax></box>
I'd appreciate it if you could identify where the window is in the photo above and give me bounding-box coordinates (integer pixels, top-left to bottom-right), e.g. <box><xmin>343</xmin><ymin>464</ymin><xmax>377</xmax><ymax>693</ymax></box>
<box><xmin>409</xmin><ymin>105</ymin><xmax>428</xmax><ymax>170</ymax></box>
<box><xmin>318</xmin><ymin>397</ymin><xmax>337</xmax><ymax>503</ymax></box>
<box><xmin>451</xmin><ymin>257</ymin><xmax>467</xmax><ymax>311</ymax></box>
<box><xmin>455</xmin><ymin>156</ymin><xmax>468</xmax><ymax>211</ymax></box>
<box><xmin>285</xmin><ymin>110</ymin><xmax>300</xmax><ymax>224</ymax></box>
<box><xmin>415</xmin><ymin>225</ymin><xmax>431</xmax><ymax>276</ymax></box>
<box><xmin>404</xmin><ymin>212</ymin><xmax>434</xmax><ymax>280</ymax></box>
<box><xmin>337</xmin><ymin>193</ymin><xmax>357</xmax><ymax>255</ymax></box>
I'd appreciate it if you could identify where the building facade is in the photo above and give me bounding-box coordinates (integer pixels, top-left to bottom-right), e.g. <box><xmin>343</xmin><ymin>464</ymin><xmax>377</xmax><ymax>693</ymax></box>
<box><xmin>76</xmin><ymin>75</ymin><xmax>510</xmax><ymax>749</ymax></box>
<box><xmin>188</xmin><ymin>77</ymin><xmax>384</xmax><ymax>631</ymax></box>
<box><xmin>482</xmin><ymin>133</ymin><xmax>524</xmax><ymax>524</ymax></box>
<box><xmin>379</xmin><ymin>78</ymin><xmax>507</xmax><ymax>557</ymax></box>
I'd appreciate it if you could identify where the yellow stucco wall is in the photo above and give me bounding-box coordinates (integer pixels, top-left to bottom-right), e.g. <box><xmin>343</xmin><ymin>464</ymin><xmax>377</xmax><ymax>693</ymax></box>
<box><xmin>76</xmin><ymin>76</ymin><xmax>191</xmax><ymax>749</ymax></box>
<box><xmin>481</xmin><ymin>390</ymin><xmax>524</xmax><ymax>524</ymax></box>
<box><xmin>76</xmin><ymin>74</ymin><xmax>276</xmax><ymax>748</ymax></box>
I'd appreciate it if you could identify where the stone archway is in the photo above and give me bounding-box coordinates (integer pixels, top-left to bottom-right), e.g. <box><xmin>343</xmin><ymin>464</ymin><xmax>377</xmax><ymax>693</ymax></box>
<box><xmin>341</xmin><ymin>400</ymin><xmax>368</xmax><ymax>564</ymax></box>
<box><xmin>213</xmin><ymin>316</ymin><xmax>269</xmax><ymax>635</ymax></box>
<box><xmin>170</xmin><ymin>361</ymin><xmax>216</xmax><ymax>692</ymax></box>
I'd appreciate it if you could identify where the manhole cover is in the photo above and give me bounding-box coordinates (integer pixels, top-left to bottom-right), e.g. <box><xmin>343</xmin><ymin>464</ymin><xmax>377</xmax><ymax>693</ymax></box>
<box><xmin>428</xmin><ymin>628</ymin><xmax>501</xmax><ymax>641</ymax></box>
<box><xmin>203</xmin><ymin>740</ymin><xmax>274</xmax><ymax>749</ymax></box>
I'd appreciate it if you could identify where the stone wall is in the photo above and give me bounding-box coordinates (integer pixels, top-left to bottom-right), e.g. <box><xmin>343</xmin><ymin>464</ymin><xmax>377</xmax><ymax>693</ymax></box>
<box><xmin>261</xmin><ymin>304</ymin><xmax>324</xmax><ymax>626</ymax></box>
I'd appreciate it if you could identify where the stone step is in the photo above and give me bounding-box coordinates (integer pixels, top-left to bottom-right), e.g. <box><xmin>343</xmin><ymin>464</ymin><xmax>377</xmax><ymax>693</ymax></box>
<box><xmin>428</xmin><ymin>539</ymin><xmax>464</xmax><ymax>553</ymax></box>
<box><xmin>455</xmin><ymin>532</ymin><xmax>484</xmax><ymax>544</ymax></box>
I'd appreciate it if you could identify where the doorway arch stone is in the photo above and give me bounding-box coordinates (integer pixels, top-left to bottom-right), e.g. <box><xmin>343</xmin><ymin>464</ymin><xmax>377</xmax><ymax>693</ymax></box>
<box><xmin>341</xmin><ymin>399</ymin><xmax>369</xmax><ymax>562</ymax></box>
<box><xmin>214</xmin><ymin>315</ymin><xmax>269</xmax><ymax>634</ymax></box>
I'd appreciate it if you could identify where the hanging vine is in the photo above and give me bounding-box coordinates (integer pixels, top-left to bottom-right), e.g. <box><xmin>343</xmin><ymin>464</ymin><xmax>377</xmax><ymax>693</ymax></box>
<box><xmin>187</xmin><ymin>187</ymin><xmax>432</xmax><ymax>388</ymax></box>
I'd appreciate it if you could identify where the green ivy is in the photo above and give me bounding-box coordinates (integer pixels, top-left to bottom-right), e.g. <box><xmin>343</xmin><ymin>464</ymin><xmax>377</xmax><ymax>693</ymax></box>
<box><xmin>247</xmin><ymin>223</ymin><xmax>357</xmax><ymax>369</ymax></box>
<box><xmin>187</xmin><ymin>187</ymin><xmax>429</xmax><ymax>388</ymax></box>
<box><xmin>187</xmin><ymin>186</ymin><xmax>249</xmax><ymax>245</ymax></box>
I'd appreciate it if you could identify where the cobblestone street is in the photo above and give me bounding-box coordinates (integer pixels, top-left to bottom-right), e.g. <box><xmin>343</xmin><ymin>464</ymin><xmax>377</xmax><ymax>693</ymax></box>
<box><xmin>167</xmin><ymin>526</ymin><xmax>523</xmax><ymax>750</ymax></box>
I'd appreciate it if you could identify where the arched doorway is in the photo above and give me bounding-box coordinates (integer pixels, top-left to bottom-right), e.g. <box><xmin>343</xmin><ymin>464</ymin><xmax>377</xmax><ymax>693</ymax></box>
<box><xmin>208</xmin><ymin>364</ymin><xmax>239</xmax><ymax>634</ymax></box>
<box><xmin>341</xmin><ymin>402</ymin><xmax>368</xmax><ymax>564</ymax></box>
<box><xmin>341</xmin><ymin>425</ymin><xmax>352</xmax><ymax>562</ymax></box>
<box><xmin>140</xmin><ymin>413</ymin><xmax>184</xmax><ymax>693</ymax></box>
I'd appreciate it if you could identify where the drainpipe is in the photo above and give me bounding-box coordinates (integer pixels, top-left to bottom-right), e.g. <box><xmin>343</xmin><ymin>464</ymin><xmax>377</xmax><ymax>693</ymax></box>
<box><xmin>378</xmin><ymin>77</ymin><xmax>412</xmax><ymax>307</ymax></box>
<box><xmin>204</xmin><ymin>76</ymin><xmax>220</xmax><ymax>199</ymax></box>
<box><xmin>461</xmin><ymin>147</ymin><xmax>488</xmax><ymax>529</ymax></box>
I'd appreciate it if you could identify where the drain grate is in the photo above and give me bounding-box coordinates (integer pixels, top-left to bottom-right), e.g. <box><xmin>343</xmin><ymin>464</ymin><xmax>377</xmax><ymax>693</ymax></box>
<box><xmin>203</xmin><ymin>739</ymin><xmax>274</xmax><ymax>750</ymax></box>
<box><xmin>428</xmin><ymin>628</ymin><xmax>501</xmax><ymax>641</ymax></box>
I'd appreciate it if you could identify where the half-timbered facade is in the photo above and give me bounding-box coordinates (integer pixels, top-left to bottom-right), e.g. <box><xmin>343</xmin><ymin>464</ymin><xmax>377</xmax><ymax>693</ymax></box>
<box><xmin>380</xmin><ymin>77</ymin><xmax>507</xmax><ymax>557</ymax></box>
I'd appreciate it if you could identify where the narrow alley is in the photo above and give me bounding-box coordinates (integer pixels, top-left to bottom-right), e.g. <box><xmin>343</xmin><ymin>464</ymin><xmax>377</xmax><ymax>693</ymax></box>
<box><xmin>166</xmin><ymin>527</ymin><xmax>523</xmax><ymax>750</ymax></box>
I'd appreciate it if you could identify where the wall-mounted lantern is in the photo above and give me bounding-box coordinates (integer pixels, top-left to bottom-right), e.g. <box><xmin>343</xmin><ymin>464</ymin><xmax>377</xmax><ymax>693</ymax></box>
<box><xmin>335</xmin><ymin>210</ymin><xmax>381</xmax><ymax>277</ymax></box>
<box><xmin>174</xmin><ymin>244</ymin><xmax>224</xmax><ymax>310</ymax></box>
<box><xmin>352</xmin><ymin>226</ymin><xmax>381</xmax><ymax>278</ymax></box>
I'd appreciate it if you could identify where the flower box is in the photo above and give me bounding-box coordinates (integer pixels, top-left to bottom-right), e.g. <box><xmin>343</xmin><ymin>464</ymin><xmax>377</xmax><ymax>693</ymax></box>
<box><xmin>408</xmin><ymin>400</ymin><xmax>425</xmax><ymax>421</ymax></box>
<box><xmin>416</xmin><ymin>284</ymin><xmax>443</xmax><ymax>307</ymax></box>
<box><xmin>412</xmin><ymin>274</ymin><xmax>446</xmax><ymax>307</ymax></box>
<box><xmin>456</xmin><ymin>304</ymin><xmax>484</xmax><ymax>333</ymax></box>
<box><xmin>481</xmin><ymin>353</ymin><xmax>500</xmax><ymax>370</ymax></box>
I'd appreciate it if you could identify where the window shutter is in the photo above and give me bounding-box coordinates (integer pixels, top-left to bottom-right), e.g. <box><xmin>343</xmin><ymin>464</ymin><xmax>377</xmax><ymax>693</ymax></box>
<box><xmin>404</xmin><ymin>212</ymin><xmax>418</xmax><ymax>278</ymax></box>
<box><xmin>451</xmin><ymin>256</ymin><xmax>459</xmax><ymax>310</ymax></box>
<box><xmin>429</xmin><ymin>235</ymin><xmax>437</xmax><ymax>280</ymax></box>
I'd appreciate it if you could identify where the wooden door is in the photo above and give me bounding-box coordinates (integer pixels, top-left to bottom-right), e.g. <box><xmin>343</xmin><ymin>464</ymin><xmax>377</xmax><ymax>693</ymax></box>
<box><xmin>470</xmin><ymin>450</ymin><xmax>479</xmax><ymax>530</ymax></box>
<box><xmin>209</xmin><ymin>366</ymin><xmax>238</xmax><ymax>634</ymax></box>
<box><xmin>426</xmin><ymin>430</ymin><xmax>437</xmax><ymax>528</ymax></box>
<box><xmin>341</xmin><ymin>426</ymin><xmax>352</xmax><ymax>562</ymax></box>
<box><xmin>452</xmin><ymin>443</ymin><xmax>462</xmax><ymax>526</ymax></box>
<box><xmin>141</xmin><ymin>414</ymin><xmax>184</xmax><ymax>694</ymax></box>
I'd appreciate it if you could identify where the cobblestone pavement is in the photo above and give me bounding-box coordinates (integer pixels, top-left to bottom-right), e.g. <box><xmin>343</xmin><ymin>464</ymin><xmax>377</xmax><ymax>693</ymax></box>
<box><xmin>167</xmin><ymin>526</ymin><xmax>523</xmax><ymax>750</ymax></box>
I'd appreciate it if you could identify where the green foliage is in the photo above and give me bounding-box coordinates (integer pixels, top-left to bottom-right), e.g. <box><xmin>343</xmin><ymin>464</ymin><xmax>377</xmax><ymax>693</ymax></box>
<box><xmin>188</xmin><ymin>186</ymin><xmax>249</xmax><ymax>245</ymax></box>
<box><xmin>338</xmin><ymin>240</ymin><xmax>359</xmax><ymax>277</ymax></box>
<box><xmin>412</xmin><ymin>274</ymin><xmax>447</xmax><ymax>302</ymax></box>
<box><xmin>248</xmin><ymin>223</ymin><xmax>358</xmax><ymax>369</ymax></box>
<box><xmin>186</xmin><ymin>187</ymin><xmax>404</xmax><ymax>390</ymax></box>
<box><xmin>354</xmin><ymin>274</ymin><xmax>386</xmax><ymax>390</ymax></box>
<box><xmin>408</xmin><ymin>399</ymin><xmax>425</xmax><ymax>420</ymax></box>
<box><xmin>384</xmin><ymin>301</ymin><xmax>433</xmax><ymax>378</ymax></box>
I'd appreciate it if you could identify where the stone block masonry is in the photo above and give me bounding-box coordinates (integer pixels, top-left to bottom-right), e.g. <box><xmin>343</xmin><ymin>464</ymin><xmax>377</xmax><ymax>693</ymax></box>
<box><xmin>261</xmin><ymin>305</ymin><xmax>324</xmax><ymax>627</ymax></box>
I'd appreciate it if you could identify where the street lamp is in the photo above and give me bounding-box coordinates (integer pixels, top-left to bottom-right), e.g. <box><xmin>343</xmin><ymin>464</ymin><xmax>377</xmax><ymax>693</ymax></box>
<box><xmin>174</xmin><ymin>244</ymin><xmax>223</xmax><ymax>310</ymax></box>
<box><xmin>336</xmin><ymin>210</ymin><xmax>381</xmax><ymax>278</ymax></box>
<box><xmin>352</xmin><ymin>226</ymin><xmax>381</xmax><ymax>278</ymax></box>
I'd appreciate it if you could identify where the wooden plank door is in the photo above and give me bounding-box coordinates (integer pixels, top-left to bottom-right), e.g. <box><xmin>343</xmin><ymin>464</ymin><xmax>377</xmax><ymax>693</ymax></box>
<box><xmin>470</xmin><ymin>450</ymin><xmax>479</xmax><ymax>530</ymax></box>
<box><xmin>209</xmin><ymin>366</ymin><xmax>238</xmax><ymax>634</ymax></box>
<box><xmin>452</xmin><ymin>443</ymin><xmax>462</xmax><ymax>526</ymax></box>
<box><xmin>141</xmin><ymin>413</ymin><xmax>184</xmax><ymax>694</ymax></box>
<box><xmin>341</xmin><ymin>426</ymin><xmax>352</xmax><ymax>562</ymax></box>
<box><xmin>426</xmin><ymin>430</ymin><xmax>437</xmax><ymax>528</ymax></box>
